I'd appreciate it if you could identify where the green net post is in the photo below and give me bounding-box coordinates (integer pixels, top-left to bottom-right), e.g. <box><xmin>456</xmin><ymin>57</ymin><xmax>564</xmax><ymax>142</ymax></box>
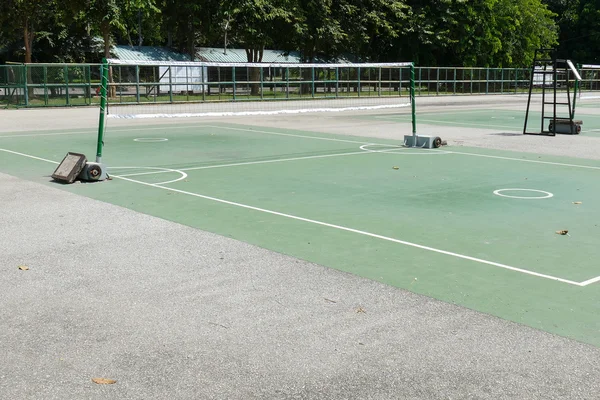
<box><xmin>410</xmin><ymin>63</ymin><xmax>417</xmax><ymax>139</ymax></box>
<box><xmin>96</xmin><ymin>58</ymin><xmax>109</xmax><ymax>163</ymax></box>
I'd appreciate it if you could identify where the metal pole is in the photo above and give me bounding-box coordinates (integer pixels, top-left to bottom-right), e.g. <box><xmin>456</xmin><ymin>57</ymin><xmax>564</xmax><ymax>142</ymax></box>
<box><xmin>410</xmin><ymin>63</ymin><xmax>417</xmax><ymax>143</ymax></box>
<box><xmin>572</xmin><ymin>63</ymin><xmax>580</xmax><ymax>118</ymax></box>
<box><xmin>96</xmin><ymin>59</ymin><xmax>109</xmax><ymax>162</ymax></box>
<box><xmin>65</xmin><ymin>65</ymin><xmax>70</xmax><ymax>106</ymax></box>
<box><xmin>24</xmin><ymin>64</ymin><xmax>29</xmax><ymax>106</ymax></box>
<box><xmin>136</xmin><ymin>65</ymin><xmax>141</xmax><ymax>103</ymax></box>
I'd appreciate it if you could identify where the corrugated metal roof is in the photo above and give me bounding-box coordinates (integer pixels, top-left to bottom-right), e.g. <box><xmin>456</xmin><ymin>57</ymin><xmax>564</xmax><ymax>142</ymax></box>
<box><xmin>112</xmin><ymin>46</ymin><xmax>191</xmax><ymax>62</ymax></box>
<box><xmin>112</xmin><ymin>45</ymin><xmax>301</xmax><ymax>64</ymax></box>
<box><xmin>195</xmin><ymin>47</ymin><xmax>301</xmax><ymax>63</ymax></box>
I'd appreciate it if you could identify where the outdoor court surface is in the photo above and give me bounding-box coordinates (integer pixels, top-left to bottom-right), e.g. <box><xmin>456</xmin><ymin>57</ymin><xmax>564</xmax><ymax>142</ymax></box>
<box><xmin>2</xmin><ymin>96</ymin><xmax>600</xmax><ymax>350</ymax></box>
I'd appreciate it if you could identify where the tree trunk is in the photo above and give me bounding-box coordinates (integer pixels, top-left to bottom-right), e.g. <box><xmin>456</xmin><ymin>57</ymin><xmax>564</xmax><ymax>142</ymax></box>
<box><xmin>102</xmin><ymin>22</ymin><xmax>116</xmax><ymax>98</ymax></box>
<box><xmin>187</xmin><ymin>17</ymin><xmax>195</xmax><ymax>61</ymax></box>
<box><xmin>245</xmin><ymin>46</ymin><xmax>263</xmax><ymax>96</ymax></box>
<box><xmin>23</xmin><ymin>19</ymin><xmax>34</xmax><ymax>98</ymax></box>
<box><xmin>300</xmin><ymin>45</ymin><xmax>316</xmax><ymax>95</ymax></box>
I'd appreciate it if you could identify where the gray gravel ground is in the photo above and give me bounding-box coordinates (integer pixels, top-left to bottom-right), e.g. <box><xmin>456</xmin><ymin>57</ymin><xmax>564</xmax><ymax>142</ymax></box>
<box><xmin>2</xmin><ymin>96</ymin><xmax>600</xmax><ymax>399</ymax></box>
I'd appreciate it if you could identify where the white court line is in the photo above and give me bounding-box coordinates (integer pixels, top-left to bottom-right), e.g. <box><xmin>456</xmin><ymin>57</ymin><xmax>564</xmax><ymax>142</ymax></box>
<box><xmin>116</xmin><ymin>146</ymin><xmax>444</xmax><ymax>178</ymax></box>
<box><xmin>0</xmin><ymin>148</ymin><xmax>59</xmax><ymax>164</ymax></box>
<box><xmin>203</xmin><ymin>124</ymin><xmax>379</xmax><ymax>145</ymax></box>
<box><xmin>400</xmin><ymin>117</ymin><xmax>520</xmax><ymax>130</ymax></box>
<box><xmin>109</xmin><ymin>166</ymin><xmax>188</xmax><ymax>185</ymax></box>
<box><xmin>0</xmin><ymin>131</ymin><xmax>96</xmax><ymax>139</ymax></box>
<box><xmin>117</xmin><ymin>150</ymin><xmax>373</xmax><ymax>177</ymax></box>
<box><xmin>447</xmin><ymin>151</ymin><xmax>600</xmax><ymax>171</ymax></box>
<box><xmin>375</xmin><ymin>109</ymin><xmax>504</xmax><ymax>118</ymax></box>
<box><xmin>111</xmin><ymin>174</ymin><xmax>584</xmax><ymax>287</ymax></box>
<box><xmin>1</xmin><ymin>147</ymin><xmax>599</xmax><ymax>286</ymax></box>
<box><xmin>0</xmin><ymin>124</ymin><xmax>210</xmax><ymax>139</ymax></box>
<box><xmin>201</xmin><ymin>125</ymin><xmax>600</xmax><ymax>172</ymax></box>
<box><xmin>579</xmin><ymin>276</ymin><xmax>600</xmax><ymax>286</ymax></box>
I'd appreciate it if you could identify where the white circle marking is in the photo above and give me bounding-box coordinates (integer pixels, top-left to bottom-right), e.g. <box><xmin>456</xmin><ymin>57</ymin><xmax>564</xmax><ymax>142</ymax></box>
<box><xmin>493</xmin><ymin>188</ymin><xmax>553</xmax><ymax>199</ymax></box>
<box><xmin>133</xmin><ymin>138</ymin><xmax>169</xmax><ymax>142</ymax></box>
<box><xmin>109</xmin><ymin>166</ymin><xmax>187</xmax><ymax>185</ymax></box>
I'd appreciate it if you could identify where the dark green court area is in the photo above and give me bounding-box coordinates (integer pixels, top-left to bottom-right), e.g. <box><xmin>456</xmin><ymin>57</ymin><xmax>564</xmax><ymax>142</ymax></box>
<box><xmin>1</xmin><ymin>120</ymin><xmax>600</xmax><ymax>347</ymax></box>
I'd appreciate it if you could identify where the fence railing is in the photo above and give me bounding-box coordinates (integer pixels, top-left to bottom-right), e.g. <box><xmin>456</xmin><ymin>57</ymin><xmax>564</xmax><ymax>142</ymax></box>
<box><xmin>0</xmin><ymin>63</ymin><xmax>103</xmax><ymax>107</ymax></box>
<box><xmin>0</xmin><ymin>63</ymin><xmax>592</xmax><ymax>108</ymax></box>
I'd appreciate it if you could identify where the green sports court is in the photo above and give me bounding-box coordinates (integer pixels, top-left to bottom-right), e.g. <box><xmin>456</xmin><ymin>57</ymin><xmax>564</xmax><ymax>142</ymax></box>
<box><xmin>2</xmin><ymin>95</ymin><xmax>600</xmax><ymax>349</ymax></box>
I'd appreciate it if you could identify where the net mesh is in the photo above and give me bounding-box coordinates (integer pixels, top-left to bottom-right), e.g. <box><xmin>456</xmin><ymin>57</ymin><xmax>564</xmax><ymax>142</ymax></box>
<box><xmin>104</xmin><ymin>59</ymin><xmax>414</xmax><ymax>119</ymax></box>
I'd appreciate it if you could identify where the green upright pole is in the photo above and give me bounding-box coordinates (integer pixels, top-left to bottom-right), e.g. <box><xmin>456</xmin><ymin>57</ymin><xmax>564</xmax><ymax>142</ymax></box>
<box><xmin>96</xmin><ymin>58</ymin><xmax>109</xmax><ymax>163</ymax></box>
<box><xmin>410</xmin><ymin>63</ymin><xmax>417</xmax><ymax>140</ymax></box>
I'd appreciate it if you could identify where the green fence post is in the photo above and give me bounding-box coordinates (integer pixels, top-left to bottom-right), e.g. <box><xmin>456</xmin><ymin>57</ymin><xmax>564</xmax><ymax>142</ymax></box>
<box><xmin>168</xmin><ymin>67</ymin><xmax>173</xmax><ymax>103</ymax></box>
<box><xmin>86</xmin><ymin>64</ymin><xmax>92</xmax><ymax>105</ymax></box>
<box><xmin>453</xmin><ymin>67</ymin><xmax>457</xmax><ymax>94</ymax></box>
<box><xmin>43</xmin><ymin>65</ymin><xmax>49</xmax><ymax>106</ymax></box>
<box><xmin>232</xmin><ymin>66</ymin><xmax>236</xmax><ymax>101</ymax></box>
<box><xmin>399</xmin><ymin>67</ymin><xmax>402</xmax><ymax>96</ymax></box>
<box><xmin>470</xmin><ymin>68</ymin><xmax>473</xmax><ymax>94</ymax></box>
<box><xmin>202</xmin><ymin>65</ymin><xmax>206</xmax><ymax>102</ymax></box>
<box><xmin>65</xmin><ymin>65</ymin><xmax>70</xmax><ymax>106</ymax></box>
<box><xmin>136</xmin><ymin>65</ymin><xmax>140</xmax><ymax>103</ymax></box>
<box><xmin>311</xmin><ymin>67</ymin><xmax>315</xmax><ymax>98</ymax></box>
<box><xmin>24</xmin><ymin>64</ymin><xmax>29</xmax><ymax>106</ymax></box>
<box><xmin>335</xmin><ymin>67</ymin><xmax>339</xmax><ymax>98</ymax></box>
<box><xmin>286</xmin><ymin>67</ymin><xmax>289</xmax><ymax>99</ymax></box>
<box><xmin>260</xmin><ymin>66</ymin><xmax>264</xmax><ymax>100</ymax></box>
<box><xmin>410</xmin><ymin>63</ymin><xmax>417</xmax><ymax>137</ymax></box>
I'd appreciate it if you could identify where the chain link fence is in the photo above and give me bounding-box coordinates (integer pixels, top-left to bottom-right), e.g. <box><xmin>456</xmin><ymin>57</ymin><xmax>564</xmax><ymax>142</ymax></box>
<box><xmin>1</xmin><ymin>63</ymin><xmax>588</xmax><ymax>108</ymax></box>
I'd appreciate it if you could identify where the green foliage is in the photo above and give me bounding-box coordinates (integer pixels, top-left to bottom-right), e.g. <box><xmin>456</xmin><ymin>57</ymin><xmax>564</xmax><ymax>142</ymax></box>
<box><xmin>552</xmin><ymin>0</ymin><xmax>600</xmax><ymax>63</ymax></box>
<box><xmin>0</xmin><ymin>0</ymin><xmax>566</xmax><ymax>66</ymax></box>
<box><xmin>222</xmin><ymin>0</ymin><xmax>294</xmax><ymax>61</ymax></box>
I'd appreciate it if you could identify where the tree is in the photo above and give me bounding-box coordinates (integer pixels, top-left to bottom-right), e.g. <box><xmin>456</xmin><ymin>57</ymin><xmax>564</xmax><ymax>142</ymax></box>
<box><xmin>161</xmin><ymin>0</ymin><xmax>203</xmax><ymax>60</ymax></box>
<box><xmin>0</xmin><ymin>0</ymin><xmax>62</xmax><ymax>63</ymax></box>
<box><xmin>433</xmin><ymin>0</ymin><xmax>557</xmax><ymax>67</ymax></box>
<box><xmin>222</xmin><ymin>0</ymin><xmax>295</xmax><ymax>94</ymax></box>
<box><xmin>560</xmin><ymin>1</ymin><xmax>600</xmax><ymax>63</ymax></box>
<box><xmin>224</xmin><ymin>0</ymin><xmax>294</xmax><ymax>63</ymax></box>
<box><xmin>337</xmin><ymin>0</ymin><xmax>409</xmax><ymax>62</ymax></box>
<box><xmin>289</xmin><ymin>0</ymin><xmax>346</xmax><ymax>62</ymax></box>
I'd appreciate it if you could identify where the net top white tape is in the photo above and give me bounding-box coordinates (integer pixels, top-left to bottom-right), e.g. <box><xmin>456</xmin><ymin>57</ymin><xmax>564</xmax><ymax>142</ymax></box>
<box><xmin>106</xmin><ymin>59</ymin><xmax>413</xmax><ymax>69</ymax></box>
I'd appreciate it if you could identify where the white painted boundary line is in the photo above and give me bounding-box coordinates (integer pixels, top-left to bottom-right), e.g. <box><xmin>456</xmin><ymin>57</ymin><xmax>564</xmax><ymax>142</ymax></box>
<box><xmin>379</xmin><ymin>116</ymin><xmax>521</xmax><ymax>131</ymax></box>
<box><xmin>0</xmin><ymin>148</ymin><xmax>59</xmax><ymax>164</ymax></box>
<box><xmin>117</xmin><ymin>150</ymin><xmax>373</xmax><ymax>178</ymax></box>
<box><xmin>202</xmin><ymin>125</ymin><xmax>600</xmax><ymax>172</ymax></box>
<box><xmin>2</xmin><ymin>146</ymin><xmax>600</xmax><ymax>287</ymax></box>
<box><xmin>117</xmin><ymin>147</ymin><xmax>446</xmax><ymax>178</ymax></box>
<box><xmin>447</xmin><ymin>151</ymin><xmax>600</xmax><ymax>171</ymax></box>
<box><xmin>0</xmin><ymin>125</ymin><xmax>189</xmax><ymax>139</ymax></box>
<box><xmin>202</xmin><ymin>124</ymin><xmax>378</xmax><ymax>145</ymax></box>
<box><xmin>112</xmin><ymin>174</ymin><xmax>585</xmax><ymax>287</ymax></box>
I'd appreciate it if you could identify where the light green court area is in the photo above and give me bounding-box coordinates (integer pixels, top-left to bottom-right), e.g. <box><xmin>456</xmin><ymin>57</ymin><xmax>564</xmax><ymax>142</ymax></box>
<box><xmin>367</xmin><ymin>107</ymin><xmax>600</xmax><ymax>135</ymax></box>
<box><xmin>1</xmin><ymin>121</ymin><xmax>600</xmax><ymax>347</ymax></box>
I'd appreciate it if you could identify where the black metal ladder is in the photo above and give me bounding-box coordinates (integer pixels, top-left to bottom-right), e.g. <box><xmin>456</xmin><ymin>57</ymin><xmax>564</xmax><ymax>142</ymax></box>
<box><xmin>524</xmin><ymin>49</ymin><xmax>575</xmax><ymax>136</ymax></box>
